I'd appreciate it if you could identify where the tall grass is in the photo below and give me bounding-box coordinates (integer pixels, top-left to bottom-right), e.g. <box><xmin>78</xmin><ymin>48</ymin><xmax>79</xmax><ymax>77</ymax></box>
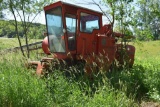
<box><xmin>0</xmin><ymin>53</ymin><xmax>53</xmax><ymax>107</ymax></box>
<box><xmin>0</xmin><ymin>52</ymin><xmax>138</xmax><ymax>107</ymax></box>
<box><xmin>0</xmin><ymin>40</ymin><xmax>160</xmax><ymax>106</ymax></box>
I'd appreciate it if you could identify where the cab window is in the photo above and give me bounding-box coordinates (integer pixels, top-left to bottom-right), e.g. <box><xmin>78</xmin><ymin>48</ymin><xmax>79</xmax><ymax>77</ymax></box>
<box><xmin>80</xmin><ymin>12</ymin><xmax>99</xmax><ymax>33</ymax></box>
<box><xmin>65</xmin><ymin>14</ymin><xmax>76</xmax><ymax>50</ymax></box>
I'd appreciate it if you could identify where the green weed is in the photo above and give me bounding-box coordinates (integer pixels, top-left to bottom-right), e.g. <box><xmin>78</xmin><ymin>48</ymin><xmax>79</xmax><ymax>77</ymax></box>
<box><xmin>0</xmin><ymin>40</ymin><xmax>160</xmax><ymax>106</ymax></box>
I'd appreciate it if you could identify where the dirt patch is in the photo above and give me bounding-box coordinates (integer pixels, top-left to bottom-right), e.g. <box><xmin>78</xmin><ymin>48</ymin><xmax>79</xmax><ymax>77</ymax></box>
<box><xmin>141</xmin><ymin>102</ymin><xmax>160</xmax><ymax>107</ymax></box>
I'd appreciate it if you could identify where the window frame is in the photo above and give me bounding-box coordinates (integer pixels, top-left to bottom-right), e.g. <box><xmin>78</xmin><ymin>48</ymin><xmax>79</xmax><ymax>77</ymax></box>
<box><xmin>65</xmin><ymin>13</ymin><xmax>77</xmax><ymax>51</ymax></box>
<box><xmin>45</xmin><ymin>6</ymin><xmax>66</xmax><ymax>53</ymax></box>
<box><xmin>80</xmin><ymin>12</ymin><xmax>100</xmax><ymax>34</ymax></box>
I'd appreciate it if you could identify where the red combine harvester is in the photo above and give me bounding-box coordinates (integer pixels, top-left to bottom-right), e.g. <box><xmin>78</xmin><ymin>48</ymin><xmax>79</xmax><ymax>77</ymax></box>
<box><xmin>29</xmin><ymin>1</ymin><xmax>135</xmax><ymax>76</ymax></box>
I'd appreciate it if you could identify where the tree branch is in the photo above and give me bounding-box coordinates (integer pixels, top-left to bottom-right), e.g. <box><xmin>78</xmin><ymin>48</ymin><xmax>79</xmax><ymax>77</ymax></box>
<box><xmin>91</xmin><ymin>0</ymin><xmax>112</xmax><ymax>24</ymax></box>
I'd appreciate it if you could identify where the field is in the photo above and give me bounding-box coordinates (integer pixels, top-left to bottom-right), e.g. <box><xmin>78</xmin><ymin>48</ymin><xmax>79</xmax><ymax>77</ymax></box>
<box><xmin>0</xmin><ymin>38</ymin><xmax>160</xmax><ymax>107</ymax></box>
<box><xmin>0</xmin><ymin>38</ymin><xmax>41</xmax><ymax>50</ymax></box>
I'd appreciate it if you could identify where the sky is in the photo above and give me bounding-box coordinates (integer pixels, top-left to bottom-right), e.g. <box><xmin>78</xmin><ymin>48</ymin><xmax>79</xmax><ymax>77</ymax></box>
<box><xmin>6</xmin><ymin>0</ymin><xmax>138</xmax><ymax>25</ymax></box>
<box><xmin>32</xmin><ymin>0</ymin><xmax>109</xmax><ymax>25</ymax></box>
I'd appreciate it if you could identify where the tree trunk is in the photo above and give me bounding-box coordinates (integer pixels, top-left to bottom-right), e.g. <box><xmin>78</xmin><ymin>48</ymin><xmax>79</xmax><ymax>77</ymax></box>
<box><xmin>9</xmin><ymin>0</ymin><xmax>25</xmax><ymax>57</ymax></box>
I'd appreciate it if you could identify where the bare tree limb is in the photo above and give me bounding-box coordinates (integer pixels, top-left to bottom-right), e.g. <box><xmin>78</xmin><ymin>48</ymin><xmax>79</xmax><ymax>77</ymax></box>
<box><xmin>74</xmin><ymin>0</ymin><xmax>112</xmax><ymax>24</ymax></box>
<box><xmin>91</xmin><ymin>0</ymin><xmax>112</xmax><ymax>24</ymax></box>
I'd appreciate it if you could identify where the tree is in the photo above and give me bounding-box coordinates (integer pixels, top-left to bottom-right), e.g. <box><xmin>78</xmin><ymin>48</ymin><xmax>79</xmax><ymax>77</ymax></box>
<box><xmin>77</xmin><ymin>0</ymin><xmax>160</xmax><ymax>41</ymax></box>
<box><xmin>77</xmin><ymin>0</ymin><xmax>134</xmax><ymax>35</ymax></box>
<box><xmin>132</xmin><ymin>0</ymin><xmax>160</xmax><ymax>41</ymax></box>
<box><xmin>0</xmin><ymin>20</ymin><xmax>45</xmax><ymax>38</ymax></box>
<box><xmin>149</xmin><ymin>0</ymin><xmax>160</xmax><ymax>40</ymax></box>
<box><xmin>0</xmin><ymin>0</ymin><xmax>4</xmax><ymax>19</ymax></box>
<box><xmin>1</xmin><ymin>0</ymin><xmax>54</xmax><ymax>58</ymax></box>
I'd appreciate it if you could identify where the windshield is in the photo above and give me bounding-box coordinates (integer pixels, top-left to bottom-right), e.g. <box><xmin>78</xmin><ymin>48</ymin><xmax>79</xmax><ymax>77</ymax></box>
<box><xmin>46</xmin><ymin>7</ymin><xmax>65</xmax><ymax>53</ymax></box>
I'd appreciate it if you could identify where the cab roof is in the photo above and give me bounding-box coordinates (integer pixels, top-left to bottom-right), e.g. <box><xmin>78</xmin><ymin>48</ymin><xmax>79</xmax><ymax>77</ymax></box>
<box><xmin>44</xmin><ymin>1</ymin><xmax>103</xmax><ymax>15</ymax></box>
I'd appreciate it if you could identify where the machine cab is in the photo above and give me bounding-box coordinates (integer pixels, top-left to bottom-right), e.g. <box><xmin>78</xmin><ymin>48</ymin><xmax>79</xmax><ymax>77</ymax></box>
<box><xmin>44</xmin><ymin>1</ymin><xmax>103</xmax><ymax>59</ymax></box>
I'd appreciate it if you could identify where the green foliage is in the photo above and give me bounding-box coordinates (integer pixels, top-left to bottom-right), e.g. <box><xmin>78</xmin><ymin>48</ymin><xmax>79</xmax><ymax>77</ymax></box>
<box><xmin>131</xmin><ymin>0</ymin><xmax>160</xmax><ymax>41</ymax></box>
<box><xmin>114</xmin><ymin>25</ymin><xmax>133</xmax><ymax>36</ymax></box>
<box><xmin>0</xmin><ymin>52</ymin><xmax>138</xmax><ymax>107</ymax></box>
<box><xmin>102</xmin><ymin>0</ymin><xmax>160</xmax><ymax>41</ymax></box>
<box><xmin>103</xmin><ymin>0</ymin><xmax>134</xmax><ymax>21</ymax></box>
<box><xmin>0</xmin><ymin>39</ymin><xmax>160</xmax><ymax>106</ymax></box>
<box><xmin>133</xmin><ymin>40</ymin><xmax>160</xmax><ymax>101</ymax></box>
<box><xmin>0</xmin><ymin>20</ymin><xmax>45</xmax><ymax>39</ymax></box>
<box><xmin>136</xmin><ymin>58</ymin><xmax>160</xmax><ymax>101</ymax></box>
<box><xmin>102</xmin><ymin>0</ymin><xmax>135</xmax><ymax>39</ymax></box>
<box><xmin>0</xmin><ymin>53</ymin><xmax>53</xmax><ymax>107</ymax></box>
<box><xmin>135</xmin><ymin>28</ymin><xmax>153</xmax><ymax>41</ymax></box>
<box><xmin>1</xmin><ymin>0</ymin><xmax>56</xmax><ymax>58</ymax></box>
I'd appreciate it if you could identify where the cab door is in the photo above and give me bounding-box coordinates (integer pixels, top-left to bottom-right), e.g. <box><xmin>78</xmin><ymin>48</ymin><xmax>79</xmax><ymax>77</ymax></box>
<box><xmin>65</xmin><ymin>13</ymin><xmax>76</xmax><ymax>52</ymax></box>
<box><xmin>77</xmin><ymin>10</ymin><xmax>101</xmax><ymax>56</ymax></box>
